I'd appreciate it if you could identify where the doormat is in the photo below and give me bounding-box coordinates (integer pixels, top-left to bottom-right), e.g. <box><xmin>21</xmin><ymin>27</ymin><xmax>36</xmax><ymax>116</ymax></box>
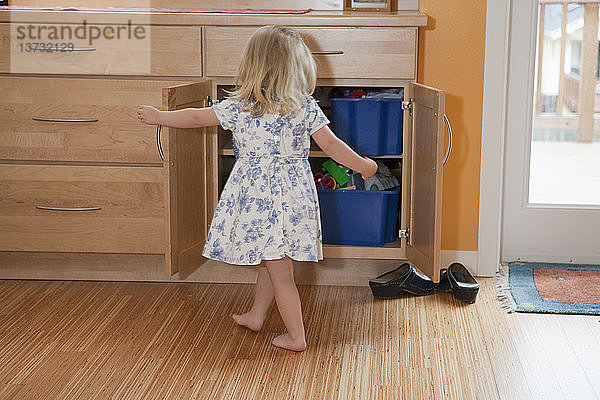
<box><xmin>495</xmin><ymin>262</ymin><xmax>600</xmax><ymax>315</ymax></box>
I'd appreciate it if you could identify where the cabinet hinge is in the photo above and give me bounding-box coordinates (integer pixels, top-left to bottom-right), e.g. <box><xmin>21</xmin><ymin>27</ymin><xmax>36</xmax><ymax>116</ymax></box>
<box><xmin>401</xmin><ymin>99</ymin><xmax>413</xmax><ymax>116</ymax></box>
<box><xmin>399</xmin><ymin>229</ymin><xmax>410</xmax><ymax>243</ymax></box>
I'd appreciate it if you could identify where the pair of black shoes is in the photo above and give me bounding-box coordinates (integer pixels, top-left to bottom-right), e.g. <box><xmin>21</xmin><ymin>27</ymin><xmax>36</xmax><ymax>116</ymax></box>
<box><xmin>368</xmin><ymin>262</ymin><xmax>479</xmax><ymax>304</ymax></box>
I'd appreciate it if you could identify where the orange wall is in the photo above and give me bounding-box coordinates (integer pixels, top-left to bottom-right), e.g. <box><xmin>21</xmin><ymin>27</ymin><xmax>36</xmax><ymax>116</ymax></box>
<box><xmin>417</xmin><ymin>0</ymin><xmax>487</xmax><ymax>251</ymax></box>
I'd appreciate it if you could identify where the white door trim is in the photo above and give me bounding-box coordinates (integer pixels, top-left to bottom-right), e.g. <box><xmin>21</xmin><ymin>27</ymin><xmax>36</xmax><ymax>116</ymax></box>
<box><xmin>477</xmin><ymin>0</ymin><xmax>512</xmax><ymax>277</ymax></box>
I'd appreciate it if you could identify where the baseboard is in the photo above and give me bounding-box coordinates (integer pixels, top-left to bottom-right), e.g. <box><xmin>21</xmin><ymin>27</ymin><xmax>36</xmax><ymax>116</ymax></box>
<box><xmin>0</xmin><ymin>252</ymin><xmax>404</xmax><ymax>287</ymax></box>
<box><xmin>0</xmin><ymin>251</ymin><xmax>484</xmax><ymax>285</ymax></box>
<box><xmin>440</xmin><ymin>250</ymin><xmax>481</xmax><ymax>277</ymax></box>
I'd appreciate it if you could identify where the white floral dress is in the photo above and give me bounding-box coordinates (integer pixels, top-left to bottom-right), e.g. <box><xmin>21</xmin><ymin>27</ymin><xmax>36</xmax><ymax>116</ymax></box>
<box><xmin>202</xmin><ymin>96</ymin><xmax>330</xmax><ymax>265</ymax></box>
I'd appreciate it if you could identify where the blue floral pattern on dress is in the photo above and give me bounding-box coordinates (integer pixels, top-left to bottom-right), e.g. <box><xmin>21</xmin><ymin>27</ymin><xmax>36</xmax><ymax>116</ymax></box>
<box><xmin>203</xmin><ymin>96</ymin><xmax>329</xmax><ymax>265</ymax></box>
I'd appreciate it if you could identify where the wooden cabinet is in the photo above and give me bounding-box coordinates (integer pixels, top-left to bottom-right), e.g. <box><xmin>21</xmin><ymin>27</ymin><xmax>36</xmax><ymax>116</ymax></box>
<box><xmin>0</xmin><ymin>10</ymin><xmax>444</xmax><ymax>281</ymax></box>
<box><xmin>0</xmin><ymin>164</ymin><xmax>165</xmax><ymax>253</ymax></box>
<box><xmin>0</xmin><ymin>23</ymin><xmax>202</xmax><ymax>76</ymax></box>
<box><xmin>205</xmin><ymin>26</ymin><xmax>417</xmax><ymax>79</ymax></box>
<box><xmin>214</xmin><ymin>84</ymin><xmax>445</xmax><ymax>279</ymax></box>
<box><xmin>403</xmin><ymin>83</ymin><xmax>445</xmax><ymax>279</ymax></box>
<box><xmin>0</xmin><ymin>76</ymin><xmax>214</xmax><ymax>275</ymax></box>
<box><xmin>1</xmin><ymin>77</ymin><xmax>186</xmax><ymax>163</ymax></box>
<box><xmin>162</xmin><ymin>81</ymin><xmax>217</xmax><ymax>275</ymax></box>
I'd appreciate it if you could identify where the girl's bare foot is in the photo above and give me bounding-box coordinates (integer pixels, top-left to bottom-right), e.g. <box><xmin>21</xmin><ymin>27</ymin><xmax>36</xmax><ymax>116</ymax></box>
<box><xmin>272</xmin><ymin>333</ymin><xmax>306</xmax><ymax>352</ymax></box>
<box><xmin>232</xmin><ymin>312</ymin><xmax>264</xmax><ymax>332</ymax></box>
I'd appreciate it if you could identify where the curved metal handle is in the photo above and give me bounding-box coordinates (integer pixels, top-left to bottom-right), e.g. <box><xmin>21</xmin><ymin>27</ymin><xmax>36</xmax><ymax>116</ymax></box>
<box><xmin>442</xmin><ymin>114</ymin><xmax>453</xmax><ymax>167</ymax></box>
<box><xmin>32</xmin><ymin>117</ymin><xmax>98</xmax><ymax>123</ymax></box>
<box><xmin>66</xmin><ymin>47</ymin><xmax>97</xmax><ymax>52</ymax></box>
<box><xmin>311</xmin><ymin>50</ymin><xmax>344</xmax><ymax>55</ymax></box>
<box><xmin>36</xmin><ymin>206</ymin><xmax>101</xmax><ymax>212</ymax></box>
<box><xmin>156</xmin><ymin>125</ymin><xmax>165</xmax><ymax>161</ymax></box>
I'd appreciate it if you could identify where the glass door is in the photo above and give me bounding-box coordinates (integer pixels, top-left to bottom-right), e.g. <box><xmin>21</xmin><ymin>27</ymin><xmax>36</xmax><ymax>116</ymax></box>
<box><xmin>530</xmin><ymin>2</ymin><xmax>600</xmax><ymax>205</ymax></box>
<box><xmin>502</xmin><ymin>0</ymin><xmax>600</xmax><ymax>263</ymax></box>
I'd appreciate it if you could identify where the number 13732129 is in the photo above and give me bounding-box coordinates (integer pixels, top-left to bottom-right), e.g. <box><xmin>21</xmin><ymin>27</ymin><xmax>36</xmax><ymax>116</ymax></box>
<box><xmin>18</xmin><ymin>43</ymin><xmax>78</xmax><ymax>52</ymax></box>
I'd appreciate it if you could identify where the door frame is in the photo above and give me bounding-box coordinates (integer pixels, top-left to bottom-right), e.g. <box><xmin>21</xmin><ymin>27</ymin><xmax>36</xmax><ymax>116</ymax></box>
<box><xmin>477</xmin><ymin>0</ymin><xmax>512</xmax><ymax>276</ymax></box>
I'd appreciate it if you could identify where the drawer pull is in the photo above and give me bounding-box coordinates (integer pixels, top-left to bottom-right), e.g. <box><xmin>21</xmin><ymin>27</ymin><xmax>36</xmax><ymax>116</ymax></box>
<box><xmin>156</xmin><ymin>125</ymin><xmax>165</xmax><ymax>161</ymax></box>
<box><xmin>36</xmin><ymin>206</ymin><xmax>102</xmax><ymax>212</ymax></box>
<box><xmin>311</xmin><ymin>51</ymin><xmax>344</xmax><ymax>55</ymax></box>
<box><xmin>67</xmin><ymin>47</ymin><xmax>97</xmax><ymax>52</ymax></box>
<box><xmin>32</xmin><ymin>117</ymin><xmax>99</xmax><ymax>123</ymax></box>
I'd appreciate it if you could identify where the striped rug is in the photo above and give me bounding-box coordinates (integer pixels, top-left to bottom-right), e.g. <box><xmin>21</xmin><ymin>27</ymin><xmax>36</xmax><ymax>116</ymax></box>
<box><xmin>495</xmin><ymin>262</ymin><xmax>600</xmax><ymax>315</ymax></box>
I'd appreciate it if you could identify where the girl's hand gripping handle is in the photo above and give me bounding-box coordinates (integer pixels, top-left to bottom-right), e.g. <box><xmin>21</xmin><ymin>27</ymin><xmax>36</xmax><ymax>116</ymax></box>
<box><xmin>137</xmin><ymin>105</ymin><xmax>160</xmax><ymax>125</ymax></box>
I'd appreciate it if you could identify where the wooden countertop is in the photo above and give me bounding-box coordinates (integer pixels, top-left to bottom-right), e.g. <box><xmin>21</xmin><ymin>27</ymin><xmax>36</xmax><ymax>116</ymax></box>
<box><xmin>0</xmin><ymin>9</ymin><xmax>427</xmax><ymax>27</ymax></box>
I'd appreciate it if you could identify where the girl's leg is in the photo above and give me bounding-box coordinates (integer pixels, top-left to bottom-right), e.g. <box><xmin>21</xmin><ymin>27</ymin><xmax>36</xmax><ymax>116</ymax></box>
<box><xmin>232</xmin><ymin>261</ymin><xmax>274</xmax><ymax>331</ymax></box>
<box><xmin>264</xmin><ymin>255</ymin><xmax>306</xmax><ymax>352</ymax></box>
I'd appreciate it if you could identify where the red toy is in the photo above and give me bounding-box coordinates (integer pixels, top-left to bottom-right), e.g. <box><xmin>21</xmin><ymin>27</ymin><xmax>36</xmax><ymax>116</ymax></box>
<box><xmin>314</xmin><ymin>172</ymin><xmax>337</xmax><ymax>189</ymax></box>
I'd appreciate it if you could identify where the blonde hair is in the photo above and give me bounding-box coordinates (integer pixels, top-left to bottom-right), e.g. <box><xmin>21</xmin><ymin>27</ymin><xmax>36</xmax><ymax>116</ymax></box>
<box><xmin>228</xmin><ymin>25</ymin><xmax>317</xmax><ymax>117</ymax></box>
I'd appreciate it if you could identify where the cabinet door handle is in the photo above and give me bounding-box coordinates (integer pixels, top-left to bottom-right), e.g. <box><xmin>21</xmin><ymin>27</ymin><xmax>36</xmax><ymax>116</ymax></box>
<box><xmin>443</xmin><ymin>114</ymin><xmax>453</xmax><ymax>167</ymax></box>
<box><xmin>156</xmin><ymin>124</ymin><xmax>165</xmax><ymax>161</ymax></box>
<box><xmin>32</xmin><ymin>117</ymin><xmax>99</xmax><ymax>123</ymax></box>
<box><xmin>36</xmin><ymin>206</ymin><xmax>102</xmax><ymax>212</ymax></box>
<box><xmin>311</xmin><ymin>50</ymin><xmax>344</xmax><ymax>55</ymax></box>
<box><xmin>67</xmin><ymin>47</ymin><xmax>97</xmax><ymax>52</ymax></box>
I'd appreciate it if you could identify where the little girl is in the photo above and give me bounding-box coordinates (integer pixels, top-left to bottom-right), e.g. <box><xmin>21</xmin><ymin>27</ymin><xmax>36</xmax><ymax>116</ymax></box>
<box><xmin>137</xmin><ymin>25</ymin><xmax>378</xmax><ymax>352</ymax></box>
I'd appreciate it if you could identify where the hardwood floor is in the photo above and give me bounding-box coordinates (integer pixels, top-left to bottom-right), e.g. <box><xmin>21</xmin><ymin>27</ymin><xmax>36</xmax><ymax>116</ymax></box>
<box><xmin>0</xmin><ymin>278</ymin><xmax>598</xmax><ymax>399</ymax></box>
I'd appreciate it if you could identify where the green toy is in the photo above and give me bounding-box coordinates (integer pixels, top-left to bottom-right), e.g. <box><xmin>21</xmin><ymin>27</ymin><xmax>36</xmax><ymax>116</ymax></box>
<box><xmin>322</xmin><ymin>159</ymin><xmax>350</xmax><ymax>187</ymax></box>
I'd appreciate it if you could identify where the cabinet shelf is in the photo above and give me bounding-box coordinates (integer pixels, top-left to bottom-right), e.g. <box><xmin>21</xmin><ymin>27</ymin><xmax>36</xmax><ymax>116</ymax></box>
<box><xmin>322</xmin><ymin>239</ymin><xmax>405</xmax><ymax>259</ymax></box>
<box><xmin>219</xmin><ymin>140</ymin><xmax>403</xmax><ymax>159</ymax></box>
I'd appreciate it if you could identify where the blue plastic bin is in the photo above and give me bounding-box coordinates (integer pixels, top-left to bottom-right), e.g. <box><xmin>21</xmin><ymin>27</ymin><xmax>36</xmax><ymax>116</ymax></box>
<box><xmin>329</xmin><ymin>97</ymin><xmax>403</xmax><ymax>156</ymax></box>
<box><xmin>317</xmin><ymin>186</ymin><xmax>400</xmax><ymax>246</ymax></box>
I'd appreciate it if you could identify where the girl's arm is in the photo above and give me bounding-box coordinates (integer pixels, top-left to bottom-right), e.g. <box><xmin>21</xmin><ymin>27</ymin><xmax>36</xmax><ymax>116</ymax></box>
<box><xmin>137</xmin><ymin>105</ymin><xmax>220</xmax><ymax>128</ymax></box>
<box><xmin>312</xmin><ymin>125</ymin><xmax>378</xmax><ymax>180</ymax></box>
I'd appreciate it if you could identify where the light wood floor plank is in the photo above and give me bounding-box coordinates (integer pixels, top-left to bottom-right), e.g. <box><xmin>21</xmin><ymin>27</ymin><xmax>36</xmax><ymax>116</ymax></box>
<box><xmin>512</xmin><ymin>314</ymin><xmax>565</xmax><ymax>400</ymax></box>
<box><xmin>467</xmin><ymin>280</ymin><xmax>534</xmax><ymax>400</ymax></box>
<box><xmin>0</xmin><ymin>279</ymin><xmax>599</xmax><ymax>400</ymax></box>
<box><xmin>534</xmin><ymin>315</ymin><xmax>598</xmax><ymax>400</ymax></box>
<box><xmin>559</xmin><ymin>316</ymin><xmax>600</xmax><ymax>399</ymax></box>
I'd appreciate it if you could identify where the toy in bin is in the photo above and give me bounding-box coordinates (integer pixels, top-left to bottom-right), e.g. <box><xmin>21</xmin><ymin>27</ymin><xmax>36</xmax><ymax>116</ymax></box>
<box><xmin>347</xmin><ymin>172</ymin><xmax>365</xmax><ymax>190</ymax></box>
<box><xmin>313</xmin><ymin>172</ymin><xmax>337</xmax><ymax>189</ymax></box>
<box><xmin>364</xmin><ymin>160</ymin><xmax>399</xmax><ymax>190</ymax></box>
<box><xmin>314</xmin><ymin>158</ymin><xmax>399</xmax><ymax>191</ymax></box>
<box><xmin>321</xmin><ymin>159</ymin><xmax>350</xmax><ymax>187</ymax></box>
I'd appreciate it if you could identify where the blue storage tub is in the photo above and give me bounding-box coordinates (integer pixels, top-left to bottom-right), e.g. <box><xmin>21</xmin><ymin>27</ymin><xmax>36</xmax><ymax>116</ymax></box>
<box><xmin>329</xmin><ymin>97</ymin><xmax>403</xmax><ymax>156</ymax></box>
<box><xmin>317</xmin><ymin>186</ymin><xmax>400</xmax><ymax>246</ymax></box>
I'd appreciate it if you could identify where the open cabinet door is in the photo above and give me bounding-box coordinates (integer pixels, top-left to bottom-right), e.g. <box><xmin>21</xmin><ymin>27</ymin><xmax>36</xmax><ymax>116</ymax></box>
<box><xmin>162</xmin><ymin>80</ymin><xmax>215</xmax><ymax>275</ymax></box>
<box><xmin>405</xmin><ymin>83</ymin><xmax>445</xmax><ymax>281</ymax></box>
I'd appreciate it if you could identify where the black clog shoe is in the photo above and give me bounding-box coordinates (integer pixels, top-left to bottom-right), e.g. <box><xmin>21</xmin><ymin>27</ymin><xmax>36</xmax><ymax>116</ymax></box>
<box><xmin>369</xmin><ymin>263</ymin><xmax>438</xmax><ymax>299</ymax></box>
<box><xmin>440</xmin><ymin>262</ymin><xmax>479</xmax><ymax>304</ymax></box>
<box><xmin>438</xmin><ymin>268</ymin><xmax>452</xmax><ymax>293</ymax></box>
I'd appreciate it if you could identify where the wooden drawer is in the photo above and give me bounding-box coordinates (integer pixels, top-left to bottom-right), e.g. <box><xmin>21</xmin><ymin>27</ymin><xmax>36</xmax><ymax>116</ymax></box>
<box><xmin>0</xmin><ymin>76</ymin><xmax>184</xmax><ymax>163</ymax></box>
<box><xmin>0</xmin><ymin>21</ymin><xmax>201</xmax><ymax>76</ymax></box>
<box><xmin>0</xmin><ymin>164</ymin><xmax>164</xmax><ymax>253</ymax></box>
<box><xmin>205</xmin><ymin>26</ymin><xmax>416</xmax><ymax>79</ymax></box>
